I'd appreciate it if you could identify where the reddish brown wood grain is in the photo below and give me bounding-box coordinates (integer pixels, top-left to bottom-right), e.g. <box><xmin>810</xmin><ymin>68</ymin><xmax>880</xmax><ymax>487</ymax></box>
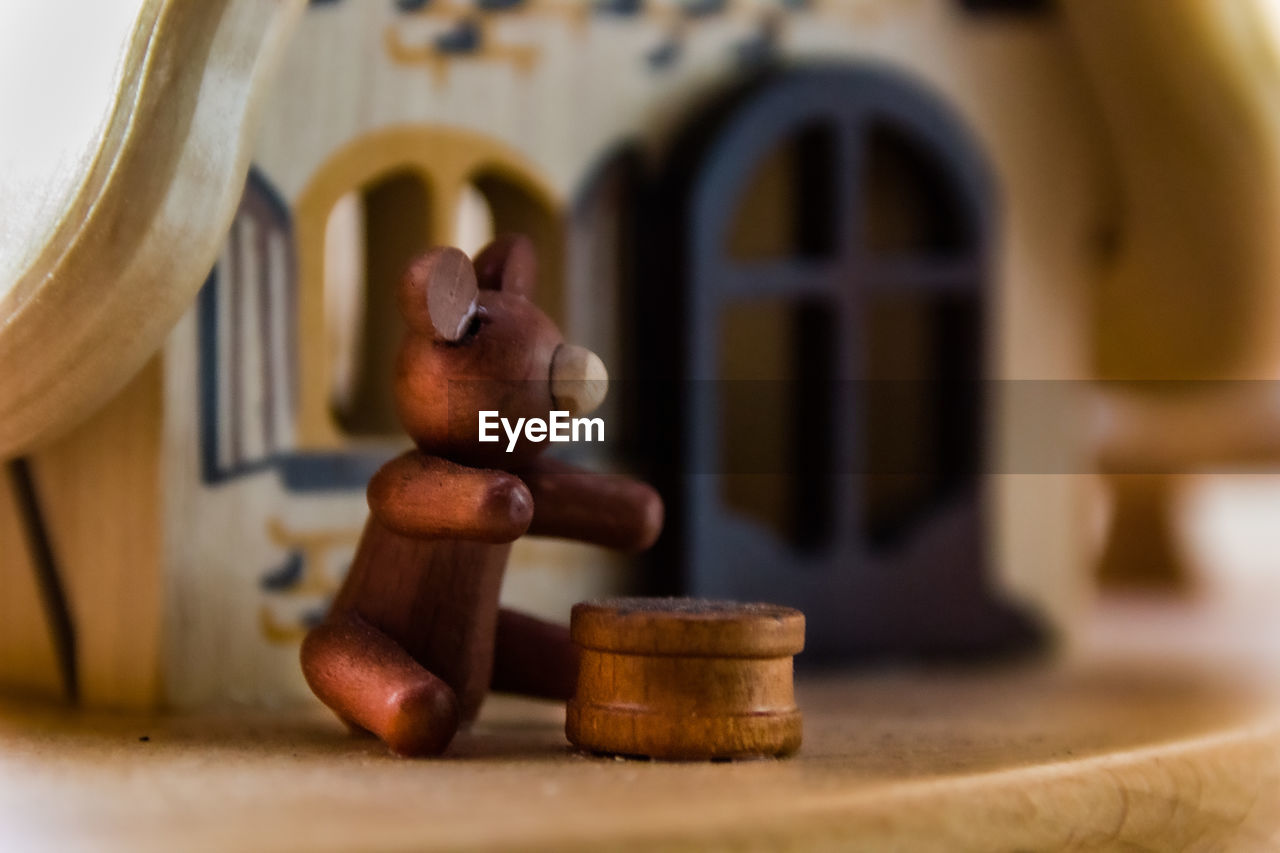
<box><xmin>301</xmin><ymin>237</ymin><xmax>662</xmax><ymax>757</ymax></box>
<box><xmin>522</xmin><ymin>456</ymin><xmax>663</xmax><ymax>552</ymax></box>
<box><xmin>567</xmin><ymin>598</ymin><xmax>805</xmax><ymax>760</ymax></box>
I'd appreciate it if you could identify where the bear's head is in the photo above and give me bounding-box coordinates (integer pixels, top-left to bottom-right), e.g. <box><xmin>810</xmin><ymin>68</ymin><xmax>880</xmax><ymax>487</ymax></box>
<box><xmin>394</xmin><ymin>235</ymin><xmax>606</xmax><ymax>468</ymax></box>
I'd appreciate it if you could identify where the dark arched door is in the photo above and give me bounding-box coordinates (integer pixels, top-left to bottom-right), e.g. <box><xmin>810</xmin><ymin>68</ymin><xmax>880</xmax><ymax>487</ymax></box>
<box><xmin>647</xmin><ymin>66</ymin><xmax>1040</xmax><ymax>660</ymax></box>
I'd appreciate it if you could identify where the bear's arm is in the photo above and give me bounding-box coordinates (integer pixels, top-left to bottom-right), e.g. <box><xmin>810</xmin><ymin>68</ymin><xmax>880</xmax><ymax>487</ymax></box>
<box><xmin>517</xmin><ymin>456</ymin><xmax>663</xmax><ymax>552</ymax></box>
<box><xmin>368</xmin><ymin>451</ymin><xmax>533</xmax><ymax>543</ymax></box>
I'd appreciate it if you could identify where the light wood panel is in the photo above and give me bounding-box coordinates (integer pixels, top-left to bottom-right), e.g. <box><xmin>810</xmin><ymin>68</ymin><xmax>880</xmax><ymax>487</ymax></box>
<box><xmin>30</xmin><ymin>358</ymin><xmax>165</xmax><ymax>710</ymax></box>
<box><xmin>1066</xmin><ymin>0</ymin><xmax>1280</xmax><ymax>381</ymax></box>
<box><xmin>0</xmin><ymin>0</ymin><xmax>305</xmax><ymax>457</ymax></box>
<box><xmin>1068</xmin><ymin>0</ymin><xmax>1280</xmax><ymax>595</ymax></box>
<box><xmin>1</xmin><ymin>610</ymin><xmax>1277</xmax><ymax>850</ymax></box>
<box><xmin>0</xmin><ymin>469</ymin><xmax>64</xmax><ymax>703</ymax></box>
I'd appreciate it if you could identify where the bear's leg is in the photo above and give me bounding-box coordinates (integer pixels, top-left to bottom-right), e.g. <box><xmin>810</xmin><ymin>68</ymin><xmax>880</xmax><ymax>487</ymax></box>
<box><xmin>301</xmin><ymin>612</ymin><xmax>461</xmax><ymax>756</ymax></box>
<box><xmin>490</xmin><ymin>608</ymin><xmax>580</xmax><ymax>701</ymax></box>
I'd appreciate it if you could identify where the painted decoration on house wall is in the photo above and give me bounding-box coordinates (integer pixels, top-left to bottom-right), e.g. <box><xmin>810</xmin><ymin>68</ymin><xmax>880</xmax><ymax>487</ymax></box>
<box><xmin>315</xmin><ymin>0</ymin><xmax>864</xmax><ymax>80</ymax></box>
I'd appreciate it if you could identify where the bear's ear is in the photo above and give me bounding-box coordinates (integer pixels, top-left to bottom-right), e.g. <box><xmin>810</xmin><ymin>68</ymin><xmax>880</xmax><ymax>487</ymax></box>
<box><xmin>473</xmin><ymin>234</ymin><xmax>537</xmax><ymax>299</ymax></box>
<box><xmin>398</xmin><ymin>248</ymin><xmax>479</xmax><ymax>342</ymax></box>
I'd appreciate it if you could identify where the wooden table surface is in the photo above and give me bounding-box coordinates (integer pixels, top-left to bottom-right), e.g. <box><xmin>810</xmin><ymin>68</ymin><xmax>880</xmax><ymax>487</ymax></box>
<box><xmin>3</xmin><ymin>604</ymin><xmax>1279</xmax><ymax>851</ymax></box>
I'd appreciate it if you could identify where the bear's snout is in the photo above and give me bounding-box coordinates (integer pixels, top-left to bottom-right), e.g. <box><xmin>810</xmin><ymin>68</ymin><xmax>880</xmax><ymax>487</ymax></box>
<box><xmin>550</xmin><ymin>344</ymin><xmax>608</xmax><ymax>417</ymax></box>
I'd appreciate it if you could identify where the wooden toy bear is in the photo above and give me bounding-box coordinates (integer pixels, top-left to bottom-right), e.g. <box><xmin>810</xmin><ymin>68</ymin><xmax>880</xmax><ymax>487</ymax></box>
<box><xmin>301</xmin><ymin>235</ymin><xmax>663</xmax><ymax>756</ymax></box>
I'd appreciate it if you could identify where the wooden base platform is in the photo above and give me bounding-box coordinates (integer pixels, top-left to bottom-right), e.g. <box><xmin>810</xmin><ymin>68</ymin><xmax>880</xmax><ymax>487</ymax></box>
<box><xmin>3</xmin><ymin>605</ymin><xmax>1279</xmax><ymax>850</ymax></box>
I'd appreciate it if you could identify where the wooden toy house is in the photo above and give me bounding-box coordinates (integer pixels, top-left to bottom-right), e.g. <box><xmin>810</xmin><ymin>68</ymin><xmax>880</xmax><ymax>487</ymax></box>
<box><xmin>1</xmin><ymin>0</ymin><xmax>1111</xmax><ymax>708</ymax></box>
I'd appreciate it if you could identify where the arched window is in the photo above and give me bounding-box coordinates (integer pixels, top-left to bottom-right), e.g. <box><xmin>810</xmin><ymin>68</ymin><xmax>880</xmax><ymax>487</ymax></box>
<box><xmin>201</xmin><ymin>130</ymin><xmax>564</xmax><ymax>492</ymax></box>
<box><xmin>646</xmin><ymin>66</ymin><xmax>1039</xmax><ymax>660</ymax></box>
<box><xmin>326</xmin><ymin>169</ymin><xmax>433</xmax><ymax>437</ymax></box>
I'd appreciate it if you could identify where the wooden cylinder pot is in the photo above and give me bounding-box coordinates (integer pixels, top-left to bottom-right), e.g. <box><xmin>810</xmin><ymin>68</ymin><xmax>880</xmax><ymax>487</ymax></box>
<box><xmin>566</xmin><ymin>598</ymin><xmax>805</xmax><ymax>760</ymax></box>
